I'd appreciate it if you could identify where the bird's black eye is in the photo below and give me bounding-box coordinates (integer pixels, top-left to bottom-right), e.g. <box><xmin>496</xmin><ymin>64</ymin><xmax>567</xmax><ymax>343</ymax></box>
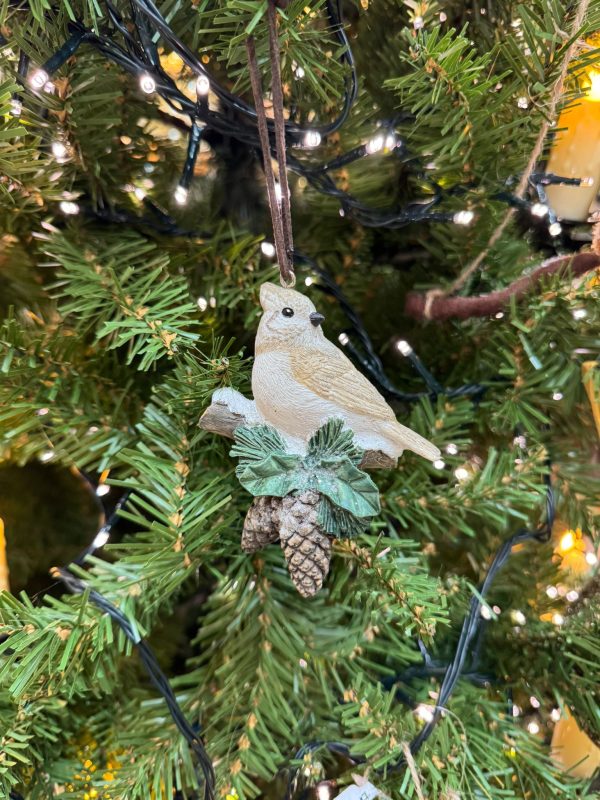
<box><xmin>282</xmin><ymin>307</ymin><xmax>294</xmax><ymax>318</ymax></box>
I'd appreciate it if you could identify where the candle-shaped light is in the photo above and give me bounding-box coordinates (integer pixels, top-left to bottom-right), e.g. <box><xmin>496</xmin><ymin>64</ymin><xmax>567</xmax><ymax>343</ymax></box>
<box><xmin>0</xmin><ymin>517</ymin><xmax>10</xmax><ymax>593</ymax></box>
<box><xmin>582</xmin><ymin>361</ymin><xmax>600</xmax><ymax>438</ymax></box>
<box><xmin>551</xmin><ymin>709</ymin><xmax>600</xmax><ymax>778</ymax></box>
<box><xmin>546</xmin><ymin>59</ymin><xmax>600</xmax><ymax>221</ymax></box>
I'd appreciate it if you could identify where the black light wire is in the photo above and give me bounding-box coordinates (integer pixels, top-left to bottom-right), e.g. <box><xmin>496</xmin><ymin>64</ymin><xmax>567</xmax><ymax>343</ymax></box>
<box><xmin>54</xmin><ymin>567</ymin><xmax>216</xmax><ymax>800</ymax></box>
<box><xmin>10</xmin><ymin>6</ymin><xmax>475</xmax><ymax>228</ymax></box>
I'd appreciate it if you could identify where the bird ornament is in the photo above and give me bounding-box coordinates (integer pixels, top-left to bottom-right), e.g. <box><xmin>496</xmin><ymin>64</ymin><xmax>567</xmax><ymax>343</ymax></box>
<box><xmin>253</xmin><ymin>282</ymin><xmax>439</xmax><ymax>462</ymax></box>
<box><xmin>201</xmin><ymin>282</ymin><xmax>440</xmax><ymax>597</ymax></box>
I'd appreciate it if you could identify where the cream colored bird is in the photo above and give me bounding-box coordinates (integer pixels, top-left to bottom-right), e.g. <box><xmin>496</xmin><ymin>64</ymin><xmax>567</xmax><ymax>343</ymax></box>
<box><xmin>252</xmin><ymin>282</ymin><xmax>441</xmax><ymax>462</ymax></box>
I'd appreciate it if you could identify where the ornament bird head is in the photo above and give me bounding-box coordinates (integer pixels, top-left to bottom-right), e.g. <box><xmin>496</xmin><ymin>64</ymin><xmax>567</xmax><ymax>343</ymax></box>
<box><xmin>256</xmin><ymin>282</ymin><xmax>325</xmax><ymax>350</ymax></box>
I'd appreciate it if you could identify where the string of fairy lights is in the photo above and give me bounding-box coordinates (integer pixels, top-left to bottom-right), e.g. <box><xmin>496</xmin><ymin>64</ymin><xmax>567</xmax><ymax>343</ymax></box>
<box><xmin>2</xmin><ymin>0</ymin><xmax>592</xmax><ymax>236</ymax></box>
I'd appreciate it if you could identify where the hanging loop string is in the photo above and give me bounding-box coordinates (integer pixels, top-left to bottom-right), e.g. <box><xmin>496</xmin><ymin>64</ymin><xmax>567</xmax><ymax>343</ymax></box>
<box><xmin>267</xmin><ymin>0</ymin><xmax>294</xmax><ymax>268</ymax></box>
<box><xmin>246</xmin><ymin>4</ymin><xmax>295</xmax><ymax>287</ymax></box>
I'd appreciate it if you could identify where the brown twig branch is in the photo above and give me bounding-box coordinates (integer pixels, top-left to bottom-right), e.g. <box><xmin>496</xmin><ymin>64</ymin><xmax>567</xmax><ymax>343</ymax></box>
<box><xmin>199</xmin><ymin>392</ymin><xmax>397</xmax><ymax>470</ymax></box>
<box><xmin>405</xmin><ymin>251</ymin><xmax>600</xmax><ymax>322</ymax></box>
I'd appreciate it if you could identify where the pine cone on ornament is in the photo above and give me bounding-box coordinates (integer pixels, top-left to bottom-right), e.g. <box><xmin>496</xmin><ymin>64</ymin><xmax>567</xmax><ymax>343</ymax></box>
<box><xmin>241</xmin><ymin>495</ymin><xmax>282</xmax><ymax>553</ymax></box>
<box><xmin>279</xmin><ymin>490</ymin><xmax>331</xmax><ymax>597</ymax></box>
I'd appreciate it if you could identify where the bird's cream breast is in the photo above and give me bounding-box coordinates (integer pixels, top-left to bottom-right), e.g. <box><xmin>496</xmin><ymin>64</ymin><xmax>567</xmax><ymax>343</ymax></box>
<box><xmin>252</xmin><ymin>350</ymin><xmax>342</xmax><ymax>439</ymax></box>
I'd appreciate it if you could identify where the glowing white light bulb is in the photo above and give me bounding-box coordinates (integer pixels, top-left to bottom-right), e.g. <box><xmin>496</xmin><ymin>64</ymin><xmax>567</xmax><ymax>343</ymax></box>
<box><xmin>415</xmin><ymin>704</ymin><xmax>435</xmax><ymax>723</ymax></box>
<box><xmin>295</xmin><ymin>66</ymin><xmax>305</xmax><ymax>79</ymax></box>
<box><xmin>10</xmin><ymin>98</ymin><xmax>22</xmax><ymax>117</ymax></box>
<box><xmin>384</xmin><ymin>132</ymin><xmax>398</xmax><ymax>150</ymax></box>
<box><xmin>531</xmin><ymin>202</ymin><xmax>548</xmax><ymax>217</ymax></box>
<box><xmin>52</xmin><ymin>141</ymin><xmax>68</xmax><ymax>160</ymax></box>
<box><xmin>585</xmin><ymin>552</ymin><xmax>598</xmax><ymax>566</ymax></box>
<box><xmin>338</xmin><ymin>333</ymin><xmax>350</xmax><ymax>346</ymax></box>
<box><xmin>512</xmin><ymin>704</ymin><xmax>521</xmax><ymax>717</ymax></box>
<box><xmin>93</xmin><ymin>529</ymin><xmax>111</xmax><ymax>548</ymax></box>
<box><xmin>304</xmin><ymin>276</ymin><xmax>314</xmax><ymax>286</ymax></box>
<box><xmin>439</xmin><ymin>11</ymin><xmax>447</xmax><ymax>21</ymax></box>
<box><xmin>174</xmin><ymin>185</ymin><xmax>188</xmax><ymax>205</ymax></box>
<box><xmin>96</xmin><ymin>484</ymin><xmax>110</xmax><ymax>497</ymax></box>
<box><xmin>530</xmin><ymin>696</ymin><xmax>540</xmax><ymax>709</ymax></box>
<box><xmin>433</xmin><ymin>458</ymin><xmax>445</xmax><ymax>470</ymax></box>
<box><xmin>260</xmin><ymin>241</ymin><xmax>275</xmax><ymax>258</ymax></box>
<box><xmin>316</xmin><ymin>785</ymin><xmax>330</xmax><ymax>800</ymax></box>
<box><xmin>453</xmin><ymin>210</ymin><xmax>475</xmax><ymax>226</ymax></box>
<box><xmin>303</xmin><ymin>130</ymin><xmax>321</xmax><ymax>148</ymax></box>
<box><xmin>133</xmin><ymin>187</ymin><xmax>146</xmax><ymax>201</ymax></box>
<box><xmin>548</xmin><ymin>221</ymin><xmax>562</xmax><ymax>237</ymax></box>
<box><xmin>495</xmin><ymin>311</ymin><xmax>505</xmax><ymax>319</ymax></box>
<box><xmin>140</xmin><ymin>73</ymin><xmax>156</xmax><ymax>94</ymax></box>
<box><xmin>196</xmin><ymin>74</ymin><xmax>210</xmax><ymax>97</ymax></box>
<box><xmin>396</xmin><ymin>339</ymin><xmax>413</xmax><ymax>356</ymax></box>
<box><xmin>413</xmin><ymin>15</ymin><xmax>424</xmax><ymax>29</ymax></box>
<box><xmin>546</xmin><ymin>585</ymin><xmax>558</xmax><ymax>599</ymax></box>
<box><xmin>365</xmin><ymin>134</ymin><xmax>385</xmax><ymax>155</ymax></box>
<box><xmin>517</xmin><ymin>96</ymin><xmax>529</xmax><ymax>109</ymax></box>
<box><xmin>197</xmin><ymin>296</ymin><xmax>208</xmax><ymax>312</ymax></box>
<box><xmin>39</xmin><ymin>450</ymin><xmax>55</xmax><ymax>462</ymax></box>
<box><xmin>36</xmin><ymin>407</ymin><xmax>50</xmax><ymax>416</ymax></box>
<box><xmin>550</xmin><ymin>708</ymin><xmax>561</xmax><ymax>722</ymax></box>
<box><xmin>552</xmin><ymin>391</ymin><xmax>563</xmax><ymax>401</ymax></box>
<box><xmin>30</xmin><ymin>68</ymin><xmax>49</xmax><ymax>90</ymax></box>
<box><xmin>566</xmin><ymin>590</ymin><xmax>579</xmax><ymax>602</ymax></box>
<box><xmin>454</xmin><ymin>466</ymin><xmax>470</xmax><ymax>482</ymax></box>
<box><xmin>480</xmin><ymin>605</ymin><xmax>492</xmax><ymax>620</ymax></box>
<box><xmin>445</xmin><ymin>443</ymin><xmax>459</xmax><ymax>455</ymax></box>
<box><xmin>572</xmin><ymin>307</ymin><xmax>587</xmax><ymax>320</ymax></box>
<box><xmin>512</xmin><ymin>610</ymin><xmax>526</xmax><ymax>625</ymax></box>
<box><xmin>527</xmin><ymin>721</ymin><xmax>540</xmax><ymax>735</ymax></box>
<box><xmin>552</xmin><ymin>612</ymin><xmax>564</xmax><ymax>626</ymax></box>
<box><xmin>59</xmin><ymin>200</ymin><xmax>80</xmax><ymax>215</ymax></box>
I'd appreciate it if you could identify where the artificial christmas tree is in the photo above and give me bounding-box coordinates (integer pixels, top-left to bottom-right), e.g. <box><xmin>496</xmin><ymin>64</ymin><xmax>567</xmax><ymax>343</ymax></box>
<box><xmin>1</xmin><ymin>0</ymin><xmax>600</xmax><ymax>798</ymax></box>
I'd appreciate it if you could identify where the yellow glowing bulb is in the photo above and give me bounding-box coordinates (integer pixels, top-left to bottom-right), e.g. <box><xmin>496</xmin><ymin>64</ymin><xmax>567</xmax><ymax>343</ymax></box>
<box><xmin>559</xmin><ymin>530</ymin><xmax>575</xmax><ymax>552</ymax></box>
<box><xmin>588</xmin><ymin>71</ymin><xmax>600</xmax><ymax>102</ymax></box>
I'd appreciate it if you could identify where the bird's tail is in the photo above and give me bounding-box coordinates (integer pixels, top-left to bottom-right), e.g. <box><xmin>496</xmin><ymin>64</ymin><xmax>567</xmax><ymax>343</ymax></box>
<box><xmin>382</xmin><ymin>421</ymin><xmax>441</xmax><ymax>462</ymax></box>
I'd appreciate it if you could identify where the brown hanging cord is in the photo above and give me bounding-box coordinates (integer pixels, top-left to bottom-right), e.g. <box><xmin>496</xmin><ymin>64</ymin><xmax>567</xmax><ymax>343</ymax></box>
<box><xmin>267</xmin><ymin>0</ymin><xmax>294</xmax><ymax>265</ymax></box>
<box><xmin>246</xmin><ymin>3</ymin><xmax>295</xmax><ymax>287</ymax></box>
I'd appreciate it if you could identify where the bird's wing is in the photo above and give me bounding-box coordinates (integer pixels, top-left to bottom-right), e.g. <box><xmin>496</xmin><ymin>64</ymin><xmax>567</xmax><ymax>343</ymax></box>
<box><xmin>289</xmin><ymin>344</ymin><xmax>395</xmax><ymax>422</ymax></box>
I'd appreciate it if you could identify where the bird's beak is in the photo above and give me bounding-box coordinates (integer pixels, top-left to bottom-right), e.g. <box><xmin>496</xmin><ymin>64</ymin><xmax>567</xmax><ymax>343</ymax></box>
<box><xmin>310</xmin><ymin>312</ymin><xmax>325</xmax><ymax>327</ymax></box>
